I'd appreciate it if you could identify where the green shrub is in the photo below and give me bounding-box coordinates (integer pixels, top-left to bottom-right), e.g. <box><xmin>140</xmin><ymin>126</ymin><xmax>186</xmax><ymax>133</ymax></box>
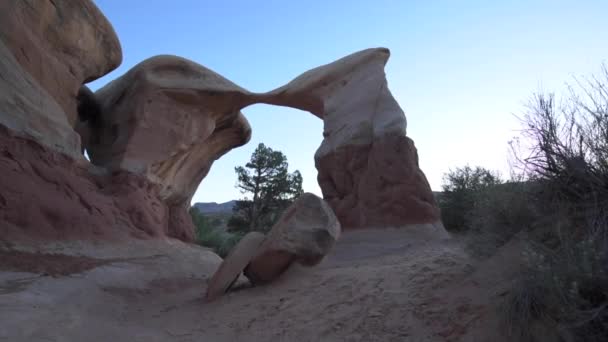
<box><xmin>438</xmin><ymin>165</ymin><xmax>503</xmax><ymax>232</ymax></box>
<box><xmin>189</xmin><ymin>207</ymin><xmax>243</xmax><ymax>258</ymax></box>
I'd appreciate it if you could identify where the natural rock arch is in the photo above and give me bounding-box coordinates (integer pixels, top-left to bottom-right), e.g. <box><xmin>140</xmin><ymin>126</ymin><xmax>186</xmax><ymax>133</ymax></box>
<box><xmin>82</xmin><ymin>48</ymin><xmax>440</xmax><ymax>232</ymax></box>
<box><xmin>0</xmin><ymin>0</ymin><xmax>439</xmax><ymax>242</ymax></box>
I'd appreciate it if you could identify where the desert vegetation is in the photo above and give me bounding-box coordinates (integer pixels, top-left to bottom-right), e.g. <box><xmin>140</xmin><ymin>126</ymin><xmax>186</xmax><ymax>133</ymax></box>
<box><xmin>439</xmin><ymin>65</ymin><xmax>608</xmax><ymax>341</ymax></box>
<box><xmin>227</xmin><ymin>143</ymin><xmax>303</xmax><ymax>233</ymax></box>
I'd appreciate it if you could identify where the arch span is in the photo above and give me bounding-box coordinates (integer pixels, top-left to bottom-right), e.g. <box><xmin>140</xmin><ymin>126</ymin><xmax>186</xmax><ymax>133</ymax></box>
<box><xmin>82</xmin><ymin>48</ymin><xmax>440</xmax><ymax>232</ymax></box>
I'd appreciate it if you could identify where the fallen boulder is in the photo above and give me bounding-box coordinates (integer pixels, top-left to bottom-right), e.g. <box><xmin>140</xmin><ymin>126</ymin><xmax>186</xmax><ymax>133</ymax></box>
<box><xmin>205</xmin><ymin>194</ymin><xmax>340</xmax><ymax>299</ymax></box>
<box><xmin>244</xmin><ymin>193</ymin><xmax>341</xmax><ymax>285</ymax></box>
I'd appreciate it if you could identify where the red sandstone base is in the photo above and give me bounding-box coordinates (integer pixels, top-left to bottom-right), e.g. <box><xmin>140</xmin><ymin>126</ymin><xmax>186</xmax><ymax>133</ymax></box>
<box><xmin>316</xmin><ymin>134</ymin><xmax>440</xmax><ymax>229</ymax></box>
<box><xmin>0</xmin><ymin>125</ymin><xmax>195</xmax><ymax>244</ymax></box>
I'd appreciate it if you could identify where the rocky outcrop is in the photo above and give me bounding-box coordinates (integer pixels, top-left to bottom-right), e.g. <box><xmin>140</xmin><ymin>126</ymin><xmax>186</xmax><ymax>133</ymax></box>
<box><xmin>257</xmin><ymin>48</ymin><xmax>440</xmax><ymax>228</ymax></box>
<box><xmin>0</xmin><ymin>0</ymin><xmax>195</xmax><ymax>242</ymax></box>
<box><xmin>85</xmin><ymin>56</ymin><xmax>251</xmax><ymax>209</ymax></box>
<box><xmin>0</xmin><ymin>0</ymin><xmax>122</xmax><ymax>132</ymax></box>
<box><xmin>244</xmin><ymin>193</ymin><xmax>340</xmax><ymax>284</ymax></box>
<box><xmin>0</xmin><ymin>124</ymin><xmax>173</xmax><ymax>243</ymax></box>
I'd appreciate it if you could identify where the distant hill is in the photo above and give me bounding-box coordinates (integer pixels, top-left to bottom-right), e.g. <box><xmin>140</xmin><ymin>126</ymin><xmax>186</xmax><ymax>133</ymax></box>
<box><xmin>192</xmin><ymin>200</ymin><xmax>236</xmax><ymax>214</ymax></box>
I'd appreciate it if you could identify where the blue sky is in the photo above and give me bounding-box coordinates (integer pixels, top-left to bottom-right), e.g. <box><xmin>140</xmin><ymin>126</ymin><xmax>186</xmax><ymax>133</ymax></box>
<box><xmin>90</xmin><ymin>0</ymin><xmax>608</xmax><ymax>204</ymax></box>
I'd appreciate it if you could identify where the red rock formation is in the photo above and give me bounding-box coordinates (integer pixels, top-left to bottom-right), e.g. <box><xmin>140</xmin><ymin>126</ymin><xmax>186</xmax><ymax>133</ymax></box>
<box><xmin>0</xmin><ymin>1</ymin><xmax>195</xmax><ymax>243</ymax></box>
<box><xmin>0</xmin><ymin>124</ymin><xmax>177</xmax><ymax>243</ymax></box>
<box><xmin>317</xmin><ymin>135</ymin><xmax>439</xmax><ymax>228</ymax></box>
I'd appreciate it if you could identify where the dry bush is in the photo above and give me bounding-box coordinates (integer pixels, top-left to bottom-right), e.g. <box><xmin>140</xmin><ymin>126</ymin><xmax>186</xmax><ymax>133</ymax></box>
<box><xmin>503</xmin><ymin>65</ymin><xmax>608</xmax><ymax>341</ymax></box>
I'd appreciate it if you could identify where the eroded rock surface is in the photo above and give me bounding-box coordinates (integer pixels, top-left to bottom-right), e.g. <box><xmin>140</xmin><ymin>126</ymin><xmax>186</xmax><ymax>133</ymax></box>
<box><xmin>0</xmin><ymin>0</ymin><xmax>122</xmax><ymax>130</ymax></box>
<box><xmin>0</xmin><ymin>0</ymin><xmax>196</xmax><ymax>242</ymax></box>
<box><xmin>244</xmin><ymin>193</ymin><xmax>341</xmax><ymax>284</ymax></box>
<box><xmin>86</xmin><ymin>56</ymin><xmax>252</xmax><ymax>213</ymax></box>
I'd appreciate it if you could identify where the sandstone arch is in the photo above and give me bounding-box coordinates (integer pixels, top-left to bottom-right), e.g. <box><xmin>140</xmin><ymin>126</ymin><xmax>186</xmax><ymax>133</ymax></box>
<box><xmin>83</xmin><ymin>48</ymin><xmax>440</xmax><ymax>231</ymax></box>
<box><xmin>0</xmin><ymin>0</ymin><xmax>440</xmax><ymax>243</ymax></box>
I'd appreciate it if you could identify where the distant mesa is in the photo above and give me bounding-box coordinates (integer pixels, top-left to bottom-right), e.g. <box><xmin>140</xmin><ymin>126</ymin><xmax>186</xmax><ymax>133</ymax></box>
<box><xmin>193</xmin><ymin>201</ymin><xmax>237</xmax><ymax>214</ymax></box>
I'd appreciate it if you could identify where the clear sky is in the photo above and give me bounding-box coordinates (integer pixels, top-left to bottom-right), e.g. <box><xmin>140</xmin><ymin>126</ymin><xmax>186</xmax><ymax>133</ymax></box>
<box><xmin>90</xmin><ymin>0</ymin><xmax>608</xmax><ymax>204</ymax></box>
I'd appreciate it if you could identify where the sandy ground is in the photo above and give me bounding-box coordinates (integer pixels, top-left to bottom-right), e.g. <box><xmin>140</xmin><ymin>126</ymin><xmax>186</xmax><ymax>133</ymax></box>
<box><xmin>0</xmin><ymin>227</ymin><xmax>520</xmax><ymax>341</ymax></box>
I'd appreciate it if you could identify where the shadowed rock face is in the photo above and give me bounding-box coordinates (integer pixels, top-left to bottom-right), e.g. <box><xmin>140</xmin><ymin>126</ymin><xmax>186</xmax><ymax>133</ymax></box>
<box><xmin>87</xmin><ymin>56</ymin><xmax>252</xmax><ymax>206</ymax></box>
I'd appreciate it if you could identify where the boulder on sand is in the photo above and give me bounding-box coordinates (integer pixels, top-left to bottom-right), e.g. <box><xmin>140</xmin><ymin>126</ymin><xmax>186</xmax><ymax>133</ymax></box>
<box><xmin>205</xmin><ymin>193</ymin><xmax>340</xmax><ymax>300</ymax></box>
<box><xmin>244</xmin><ymin>193</ymin><xmax>341</xmax><ymax>285</ymax></box>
